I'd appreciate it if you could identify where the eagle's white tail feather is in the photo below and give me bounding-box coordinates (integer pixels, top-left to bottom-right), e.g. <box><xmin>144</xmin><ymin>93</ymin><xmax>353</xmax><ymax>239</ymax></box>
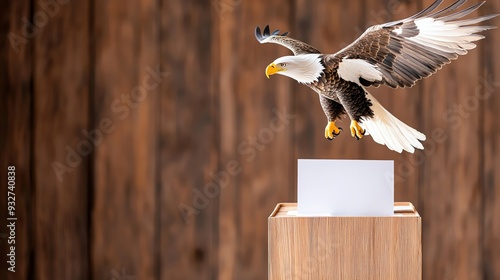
<box><xmin>360</xmin><ymin>92</ymin><xmax>425</xmax><ymax>153</ymax></box>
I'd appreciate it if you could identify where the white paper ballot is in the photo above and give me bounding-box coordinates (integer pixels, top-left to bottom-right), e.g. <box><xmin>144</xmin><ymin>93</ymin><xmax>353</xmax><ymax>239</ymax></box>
<box><xmin>297</xmin><ymin>159</ymin><xmax>394</xmax><ymax>216</ymax></box>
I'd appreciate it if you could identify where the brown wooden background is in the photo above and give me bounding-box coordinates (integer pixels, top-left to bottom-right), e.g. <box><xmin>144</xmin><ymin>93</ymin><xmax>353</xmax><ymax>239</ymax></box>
<box><xmin>1</xmin><ymin>0</ymin><xmax>499</xmax><ymax>279</ymax></box>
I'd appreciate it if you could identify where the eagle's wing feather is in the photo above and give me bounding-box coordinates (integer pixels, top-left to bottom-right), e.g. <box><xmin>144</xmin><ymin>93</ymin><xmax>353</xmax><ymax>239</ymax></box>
<box><xmin>327</xmin><ymin>0</ymin><xmax>498</xmax><ymax>88</ymax></box>
<box><xmin>255</xmin><ymin>25</ymin><xmax>321</xmax><ymax>55</ymax></box>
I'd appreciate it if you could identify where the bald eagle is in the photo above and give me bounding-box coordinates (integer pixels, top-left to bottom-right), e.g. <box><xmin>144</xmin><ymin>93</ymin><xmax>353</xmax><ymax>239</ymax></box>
<box><xmin>256</xmin><ymin>0</ymin><xmax>498</xmax><ymax>153</ymax></box>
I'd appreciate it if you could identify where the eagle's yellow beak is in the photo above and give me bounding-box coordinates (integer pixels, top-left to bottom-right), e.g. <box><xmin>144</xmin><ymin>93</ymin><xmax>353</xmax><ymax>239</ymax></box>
<box><xmin>265</xmin><ymin>63</ymin><xmax>284</xmax><ymax>78</ymax></box>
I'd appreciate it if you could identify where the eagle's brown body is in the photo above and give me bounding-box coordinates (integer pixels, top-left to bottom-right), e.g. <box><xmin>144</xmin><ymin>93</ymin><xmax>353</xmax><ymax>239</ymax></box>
<box><xmin>311</xmin><ymin>56</ymin><xmax>375</xmax><ymax>123</ymax></box>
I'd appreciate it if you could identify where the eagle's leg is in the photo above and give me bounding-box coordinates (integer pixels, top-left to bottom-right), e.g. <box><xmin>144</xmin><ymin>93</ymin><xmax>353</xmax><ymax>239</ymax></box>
<box><xmin>325</xmin><ymin>121</ymin><xmax>342</xmax><ymax>140</ymax></box>
<box><xmin>319</xmin><ymin>95</ymin><xmax>346</xmax><ymax>140</ymax></box>
<box><xmin>350</xmin><ymin>120</ymin><xmax>366</xmax><ymax>140</ymax></box>
<box><xmin>337</xmin><ymin>83</ymin><xmax>373</xmax><ymax>141</ymax></box>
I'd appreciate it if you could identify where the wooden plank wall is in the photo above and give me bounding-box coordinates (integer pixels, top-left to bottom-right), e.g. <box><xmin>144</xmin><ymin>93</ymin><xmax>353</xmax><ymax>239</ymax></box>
<box><xmin>33</xmin><ymin>0</ymin><xmax>90</xmax><ymax>278</ymax></box>
<box><xmin>0</xmin><ymin>1</ymin><xmax>32</xmax><ymax>279</ymax></box>
<box><xmin>1</xmin><ymin>0</ymin><xmax>499</xmax><ymax>279</ymax></box>
<box><xmin>482</xmin><ymin>1</ymin><xmax>500</xmax><ymax>278</ymax></box>
<box><xmin>91</xmin><ymin>0</ymin><xmax>159</xmax><ymax>279</ymax></box>
<box><xmin>161</xmin><ymin>2</ymin><xmax>217</xmax><ymax>279</ymax></box>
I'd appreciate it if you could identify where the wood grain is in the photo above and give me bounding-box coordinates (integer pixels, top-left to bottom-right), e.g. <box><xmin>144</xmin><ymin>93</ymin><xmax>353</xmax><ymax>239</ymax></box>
<box><xmin>33</xmin><ymin>0</ymin><xmax>90</xmax><ymax>278</ymax></box>
<box><xmin>420</xmin><ymin>0</ymin><xmax>483</xmax><ymax>279</ymax></box>
<box><xmin>215</xmin><ymin>1</ymin><xmax>295</xmax><ymax>279</ymax></box>
<box><xmin>269</xmin><ymin>203</ymin><xmax>421</xmax><ymax>280</ymax></box>
<box><xmin>92</xmin><ymin>0</ymin><xmax>159</xmax><ymax>279</ymax></box>
<box><xmin>0</xmin><ymin>0</ymin><xmax>32</xmax><ymax>279</ymax></box>
<box><xmin>159</xmin><ymin>1</ymin><xmax>216</xmax><ymax>279</ymax></box>
<box><xmin>481</xmin><ymin>1</ymin><xmax>500</xmax><ymax>279</ymax></box>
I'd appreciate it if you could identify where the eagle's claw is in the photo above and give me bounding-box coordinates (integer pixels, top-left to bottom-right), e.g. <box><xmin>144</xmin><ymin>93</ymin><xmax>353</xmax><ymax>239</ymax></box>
<box><xmin>328</xmin><ymin>127</ymin><xmax>343</xmax><ymax>141</ymax></box>
<box><xmin>350</xmin><ymin>120</ymin><xmax>365</xmax><ymax>140</ymax></box>
<box><xmin>325</xmin><ymin>121</ymin><xmax>342</xmax><ymax>140</ymax></box>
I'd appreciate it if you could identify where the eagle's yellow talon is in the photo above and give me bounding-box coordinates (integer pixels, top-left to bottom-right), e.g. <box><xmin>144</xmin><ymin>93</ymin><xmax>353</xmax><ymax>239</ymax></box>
<box><xmin>350</xmin><ymin>120</ymin><xmax>365</xmax><ymax>140</ymax></box>
<box><xmin>325</xmin><ymin>121</ymin><xmax>342</xmax><ymax>140</ymax></box>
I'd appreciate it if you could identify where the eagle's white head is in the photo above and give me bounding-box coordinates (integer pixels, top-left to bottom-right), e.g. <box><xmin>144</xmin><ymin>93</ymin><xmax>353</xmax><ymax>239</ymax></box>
<box><xmin>265</xmin><ymin>54</ymin><xmax>324</xmax><ymax>84</ymax></box>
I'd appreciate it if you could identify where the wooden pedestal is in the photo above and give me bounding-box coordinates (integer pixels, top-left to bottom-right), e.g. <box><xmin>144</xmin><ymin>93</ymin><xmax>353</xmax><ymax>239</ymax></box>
<box><xmin>268</xmin><ymin>202</ymin><xmax>421</xmax><ymax>280</ymax></box>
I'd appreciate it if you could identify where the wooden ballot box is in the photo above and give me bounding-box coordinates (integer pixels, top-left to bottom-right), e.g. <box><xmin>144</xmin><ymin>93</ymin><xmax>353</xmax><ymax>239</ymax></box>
<box><xmin>268</xmin><ymin>202</ymin><xmax>421</xmax><ymax>280</ymax></box>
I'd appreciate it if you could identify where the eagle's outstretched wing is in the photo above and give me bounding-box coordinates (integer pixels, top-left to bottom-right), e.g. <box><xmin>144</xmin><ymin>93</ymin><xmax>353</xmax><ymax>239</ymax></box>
<box><xmin>255</xmin><ymin>25</ymin><xmax>321</xmax><ymax>55</ymax></box>
<box><xmin>326</xmin><ymin>0</ymin><xmax>498</xmax><ymax>88</ymax></box>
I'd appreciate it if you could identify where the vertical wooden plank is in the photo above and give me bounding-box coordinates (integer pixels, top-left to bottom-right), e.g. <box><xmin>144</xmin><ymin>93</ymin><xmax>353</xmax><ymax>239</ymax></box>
<box><xmin>159</xmin><ymin>1</ymin><xmax>216</xmax><ymax>279</ymax></box>
<box><xmin>0</xmin><ymin>0</ymin><xmax>32</xmax><ymax>279</ymax></box>
<box><xmin>420</xmin><ymin>0</ymin><xmax>483</xmax><ymax>279</ymax></box>
<box><xmin>215</xmin><ymin>1</ymin><xmax>294</xmax><ymax>279</ymax></box>
<box><xmin>92</xmin><ymin>0</ymin><xmax>159</xmax><ymax>279</ymax></box>
<box><xmin>481</xmin><ymin>1</ymin><xmax>500</xmax><ymax>279</ymax></box>
<box><xmin>32</xmin><ymin>0</ymin><xmax>90</xmax><ymax>279</ymax></box>
<box><xmin>213</xmin><ymin>2</ymin><xmax>232</xmax><ymax>279</ymax></box>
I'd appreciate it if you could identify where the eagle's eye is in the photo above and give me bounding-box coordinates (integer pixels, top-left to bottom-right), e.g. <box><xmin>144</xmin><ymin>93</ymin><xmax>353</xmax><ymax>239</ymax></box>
<box><xmin>280</xmin><ymin>63</ymin><xmax>286</xmax><ymax>67</ymax></box>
